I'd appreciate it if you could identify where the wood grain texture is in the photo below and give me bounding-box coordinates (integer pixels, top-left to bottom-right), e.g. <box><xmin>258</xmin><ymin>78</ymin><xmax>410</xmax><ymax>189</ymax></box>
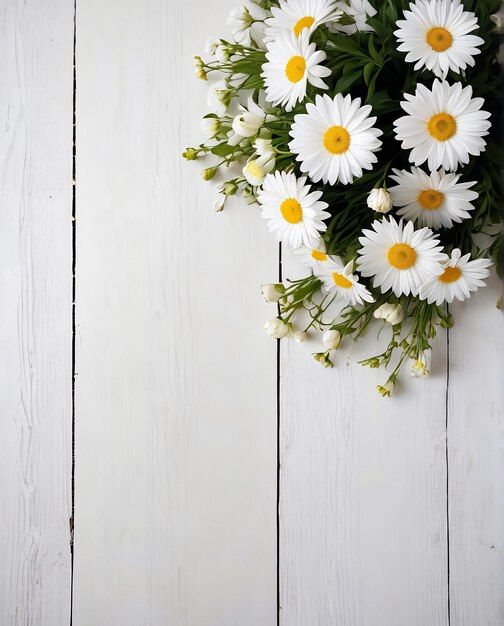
<box><xmin>279</xmin><ymin>251</ymin><xmax>450</xmax><ymax>626</ymax></box>
<box><xmin>0</xmin><ymin>1</ymin><xmax>74</xmax><ymax>624</ymax></box>
<box><xmin>449</xmin><ymin>273</ymin><xmax>504</xmax><ymax>625</ymax></box>
<box><xmin>73</xmin><ymin>1</ymin><xmax>277</xmax><ymax>624</ymax></box>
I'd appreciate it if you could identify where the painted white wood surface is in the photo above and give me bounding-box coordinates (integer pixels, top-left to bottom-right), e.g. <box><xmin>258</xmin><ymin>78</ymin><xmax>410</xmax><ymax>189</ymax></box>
<box><xmin>73</xmin><ymin>1</ymin><xmax>277</xmax><ymax>624</ymax></box>
<box><xmin>279</xmin><ymin>251</ymin><xmax>450</xmax><ymax>625</ymax></box>
<box><xmin>449</xmin><ymin>274</ymin><xmax>504</xmax><ymax>626</ymax></box>
<box><xmin>0</xmin><ymin>1</ymin><xmax>74</xmax><ymax>624</ymax></box>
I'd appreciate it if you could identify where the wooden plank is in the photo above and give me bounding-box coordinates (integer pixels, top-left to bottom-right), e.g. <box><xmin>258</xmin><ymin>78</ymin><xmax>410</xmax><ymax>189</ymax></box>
<box><xmin>279</xmin><ymin>251</ymin><xmax>449</xmax><ymax>625</ymax></box>
<box><xmin>0</xmin><ymin>1</ymin><xmax>74</xmax><ymax>624</ymax></box>
<box><xmin>448</xmin><ymin>272</ymin><xmax>504</xmax><ymax>625</ymax></box>
<box><xmin>73</xmin><ymin>1</ymin><xmax>277</xmax><ymax>624</ymax></box>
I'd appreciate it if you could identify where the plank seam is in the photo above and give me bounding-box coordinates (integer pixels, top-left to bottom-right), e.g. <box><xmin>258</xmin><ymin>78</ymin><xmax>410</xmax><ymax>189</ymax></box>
<box><xmin>70</xmin><ymin>0</ymin><xmax>77</xmax><ymax>623</ymax></box>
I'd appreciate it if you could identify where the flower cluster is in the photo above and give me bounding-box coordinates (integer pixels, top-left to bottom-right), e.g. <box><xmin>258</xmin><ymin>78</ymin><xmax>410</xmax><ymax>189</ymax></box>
<box><xmin>185</xmin><ymin>0</ymin><xmax>502</xmax><ymax>395</ymax></box>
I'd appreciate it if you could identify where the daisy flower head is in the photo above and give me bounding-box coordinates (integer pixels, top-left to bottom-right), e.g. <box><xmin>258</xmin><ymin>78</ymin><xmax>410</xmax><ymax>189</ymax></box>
<box><xmin>262</xmin><ymin>30</ymin><xmax>331</xmax><ymax>112</ymax></box>
<box><xmin>357</xmin><ymin>217</ymin><xmax>445</xmax><ymax>297</ymax></box>
<box><xmin>292</xmin><ymin>238</ymin><xmax>333</xmax><ymax>270</ymax></box>
<box><xmin>419</xmin><ymin>248</ymin><xmax>492</xmax><ymax>305</ymax></box>
<box><xmin>329</xmin><ymin>0</ymin><xmax>377</xmax><ymax>34</ymax></box>
<box><xmin>395</xmin><ymin>0</ymin><xmax>484</xmax><ymax>79</ymax></box>
<box><xmin>394</xmin><ymin>80</ymin><xmax>491</xmax><ymax>171</ymax></box>
<box><xmin>289</xmin><ymin>93</ymin><xmax>383</xmax><ymax>185</ymax></box>
<box><xmin>227</xmin><ymin>2</ymin><xmax>269</xmax><ymax>47</ymax></box>
<box><xmin>316</xmin><ymin>258</ymin><xmax>375</xmax><ymax>305</ymax></box>
<box><xmin>258</xmin><ymin>171</ymin><xmax>331</xmax><ymax>248</ymax></box>
<box><xmin>264</xmin><ymin>0</ymin><xmax>342</xmax><ymax>42</ymax></box>
<box><xmin>389</xmin><ymin>167</ymin><xmax>478</xmax><ymax>229</ymax></box>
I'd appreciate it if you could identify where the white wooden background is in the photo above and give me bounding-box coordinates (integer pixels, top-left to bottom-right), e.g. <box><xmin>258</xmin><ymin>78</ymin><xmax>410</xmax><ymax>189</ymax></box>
<box><xmin>0</xmin><ymin>1</ymin><xmax>503</xmax><ymax>625</ymax></box>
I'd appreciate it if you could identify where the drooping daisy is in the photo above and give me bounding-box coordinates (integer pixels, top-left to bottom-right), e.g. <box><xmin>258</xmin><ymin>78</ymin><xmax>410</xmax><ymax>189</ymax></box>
<box><xmin>389</xmin><ymin>167</ymin><xmax>478</xmax><ymax>229</ymax></box>
<box><xmin>329</xmin><ymin>0</ymin><xmax>377</xmax><ymax>34</ymax></box>
<box><xmin>292</xmin><ymin>238</ymin><xmax>332</xmax><ymax>270</ymax></box>
<box><xmin>419</xmin><ymin>248</ymin><xmax>492</xmax><ymax>304</ymax></box>
<box><xmin>316</xmin><ymin>258</ymin><xmax>375</xmax><ymax>305</ymax></box>
<box><xmin>262</xmin><ymin>30</ymin><xmax>331</xmax><ymax>112</ymax></box>
<box><xmin>264</xmin><ymin>0</ymin><xmax>342</xmax><ymax>42</ymax></box>
<box><xmin>394</xmin><ymin>80</ymin><xmax>491</xmax><ymax>171</ymax></box>
<box><xmin>395</xmin><ymin>0</ymin><xmax>484</xmax><ymax>79</ymax></box>
<box><xmin>227</xmin><ymin>2</ymin><xmax>269</xmax><ymax>47</ymax></box>
<box><xmin>357</xmin><ymin>217</ymin><xmax>445</xmax><ymax>297</ymax></box>
<box><xmin>258</xmin><ymin>171</ymin><xmax>331</xmax><ymax>248</ymax></box>
<box><xmin>289</xmin><ymin>93</ymin><xmax>383</xmax><ymax>185</ymax></box>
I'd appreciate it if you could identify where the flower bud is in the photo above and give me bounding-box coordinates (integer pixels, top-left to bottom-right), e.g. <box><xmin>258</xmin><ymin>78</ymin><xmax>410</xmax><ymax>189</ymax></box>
<box><xmin>323</xmin><ymin>329</ymin><xmax>342</xmax><ymax>351</ymax></box>
<box><xmin>294</xmin><ymin>331</ymin><xmax>308</xmax><ymax>343</ymax></box>
<box><xmin>264</xmin><ymin>317</ymin><xmax>291</xmax><ymax>339</ymax></box>
<box><xmin>243</xmin><ymin>154</ymin><xmax>275</xmax><ymax>187</ymax></box>
<box><xmin>373</xmin><ymin>303</ymin><xmax>404</xmax><ymax>326</ymax></box>
<box><xmin>201</xmin><ymin>166</ymin><xmax>218</xmax><ymax>181</ymax></box>
<box><xmin>261</xmin><ymin>283</ymin><xmax>286</xmax><ymax>303</ymax></box>
<box><xmin>220</xmin><ymin>181</ymin><xmax>238</xmax><ymax>196</ymax></box>
<box><xmin>182</xmin><ymin>147</ymin><xmax>199</xmax><ymax>161</ymax></box>
<box><xmin>411</xmin><ymin>351</ymin><xmax>431</xmax><ymax>378</ymax></box>
<box><xmin>205</xmin><ymin>37</ymin><xmax>220</xmax><ymax>55</ymax></box>
<box><xmin>232</xmin><ymin>110</ymin><xmax>265</xmax><ymax>138</ymax></box>
<box><xmin>201</xmin><ymin>117</ymin><xmax>221</xmax><ymax>139</ymax></box>
<box><xmin>214</xmin><ymin>196</ymin><xmax>226</xmax><ymax>212</ymax></box>
<box><xmin>377</xmin><ymin>382</ymin><xmax>394</xmax><ymax>398</ymax></box>
<box><xmin>215</xmin><ymin>44</ymin><xmax>230</xmax><ymax>63</ymax></box>
<box><xmin>367</xmin><ymin>187</ymin><xmax>392</xmax><ymax>214</ymax></box>
<box><xmin>313</xmin><ymin>352</ymin><xmax>334</xmax><ymax>368</ymax></box>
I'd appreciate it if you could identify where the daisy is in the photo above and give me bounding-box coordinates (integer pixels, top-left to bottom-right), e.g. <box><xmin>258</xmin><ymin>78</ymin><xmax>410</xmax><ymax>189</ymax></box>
<box><xmin>419</xmin><ymin>248</ymin><xmax>492</xmax><ymax>304</ymax></box>
<box><xmin>289</xmin><ymin>93</ymin><xmax>383</xmax><ymax>185</ymax></box>
<box><xmin>264</xmin><ymin>0</ymin><xmax>342</xmax><ymax>42</ymax></box>
<box><xmin>394</xmin><ymin>80</ymin><xmax>491</xmax><ymax>171</ymax></box>
<box><xmin>292</xmin><ymin>238</ymin><xmax>333</xmax><ymax>270</ymax></box>
<box><xmin>389</xmin><ymin>167</ymin><xmax>478</xmax><ymax>229</ymax></box>
<box><xmin>258</xmin><ymin>171</ymin><xmax>331</xmax><ymax>248</ymax></box>
<box><xmin>262</xmin><ymin>30</ymin><xmax>331</xmax><ymax>112</ymax></box>
<box><xmin>329</xmin><ymin>0</ymin><xmax>377</xmax><ymax>34</ymax></box>
<box><xmin>227</xmin><ymin>2</ymin><xmax>269</xmax><ymax>47</ymax></box>
<box><xmin>357</xmin><ymin>217</ymin><xmax>445</xmax><ymax>297</ymax></box>
<box><xmin>395</xmin><ymin>0</ymin><xmax>484</xmax><ymax>79</ymax></box>
<box><xmin>316</xmin><ymin>258</ymin><xmax>375</xmax><ymax>305</ymax></box>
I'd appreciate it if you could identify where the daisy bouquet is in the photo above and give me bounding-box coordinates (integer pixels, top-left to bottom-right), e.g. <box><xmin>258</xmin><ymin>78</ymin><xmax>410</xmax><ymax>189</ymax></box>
<box><xmin>184</xmin><ymin>0</ymin><xmax>502</xmax><ymax>395</ymax></box>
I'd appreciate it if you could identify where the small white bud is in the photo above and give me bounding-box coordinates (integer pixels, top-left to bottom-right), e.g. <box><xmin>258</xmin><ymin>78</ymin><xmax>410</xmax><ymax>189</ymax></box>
<box><xmin>411</xmin><ymin>350</ymin><xmax>431</xmax><ymax>378</ymax></box>
<box><xmin>374</xmin><ymin>303</ymin><xmax>404</xmax><ymax>326</ymax></box>
<box><xmin>377</xmin><ymin>382</ymin><xmax>394</xmax><ymax>397</ymax></box>
<box><xmin>367</xmin><ymin>188</ymin><xmax>392</xmax><ymax>214</ymax></box>
<box><xmin>261</xmin><ymin>283</ymin><xmax>286</xmax><ymax>303</ymax></box>
<box><xmin>264</xmin><ymin>317</ymin><xmax>291</xmax><ymax>339</ymax></box>
<box><xmin>323</xmin><ymin>329</ymin><xmax>342</xmax><ymax>351</ymax></box>
<box><xmin>201</xmin><ymin>117</ymin><xmax>221</xmax><ymax>139</ymax></box>
<box><xmin>215</xmin><ymin>44</ymin><xmax>230</xmax><ymax>63</ymax></box>
<box><xmin>214</xmin><ymin>196</ymin><xmax>226</xmax><ymax>212</ymax></box>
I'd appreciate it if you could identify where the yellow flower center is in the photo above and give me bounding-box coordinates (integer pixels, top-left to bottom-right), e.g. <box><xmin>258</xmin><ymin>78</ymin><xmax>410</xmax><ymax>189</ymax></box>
<box><xmin>285</xmin><ymin>55</ymin><xmax>306</xmax><ymax>83</ymax></box>
<box><xmin>387</xmin><ymin>243</ymin><xmax>417</xmax><ymax>270</ymax></box>
<box><xmin>418</xmin><ymin>189</ymin><xmax>444</xmax><ymax>210</ymax></box>
<box><xmin>280</xmin><ymin>198</ymin><xmax>303</xmax><ymax>224</ymax></box>
<box><xmin>427</xmin><ymin>113</ymin><xmax>457</xmax><ymax>142</ymax></box>
<box><xmin>324</xmin><ymin>126</ymin><xmax>351</xmax><ymax>154</ymax></box>
<box><xmin>293</xmin><ymin>15</ymin><xmax>315</xmax><ymax>37</ymax></box>
<box><xmin>439</xmin><ymin>266</ymin><xmax>462</xmax><ymax>283</ymax></box>
<box><xmin>426</xmin><ymin>26</ymin><xmax>453</xmax><ymax>52</ymax></box>
<box><xmin>311</xmin><ymin>249</ymin><xmax>328</xmax><ymax>262</ymax></box>
<box><xmin>332</xmin><ymin>272</ymin><xmax>353</xmax><ymax>289</ymax></box>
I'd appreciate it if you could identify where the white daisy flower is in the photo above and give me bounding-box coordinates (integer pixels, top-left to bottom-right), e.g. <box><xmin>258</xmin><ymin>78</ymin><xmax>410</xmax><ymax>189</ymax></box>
<box><xmin>419</xmin><ymin>248</ymin><xmax>492</xmax><ymax>304</ymax></box>
<box><xmin>292</xmin><ymin>238</ymin><xmax>332</xmax><ymax>270</ymax></box>
<box><xmin>357</xmin><ymin>217</ymin><xmax>445</xmax><ymax>297</ymax></box>
<box><xmin>258</xmin><ymin>171</ymin><xmax>331</xmax><ymax>248</ymax></box>
<box><xmin>316</xmin><ymin>258</ymin><xmax>375</xmax><ymax>305</ymax></box>
<box><xmin>329</xmin><ymin>0</ymin><xmax>377</xmax><ymax>34</ymax></box>
<box><xmin>395</xmin><ymin>0</ymin><xmax>484</xmax><ymax>79</ymax></box>
<box><xmin>264</xmin><ymin>0</ymin><xmax>342</xmax><ymax>42</ymax></box>
<box><xmin>289</xmin><ymin>93</ymin><xmax>383</xmax><ymax>185</ymax></box>
<box><xmin>262</xmin><ymin>30</ymin><xmax>331</xmax><ymax>112</ymax></box>
<box><xmin>389</xmin><ymin>167</ymin><xmax>478</xmax><ymax>229</ymax></box>
<box><xmin>394</xmin><ymin>80</ymin><xmax>491</xmax><ymax>172</ymax></box>
<box><xmin>243</xmin><ymin>153</ymin><xmax>276</xmax><ymax>186</ymax></box>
